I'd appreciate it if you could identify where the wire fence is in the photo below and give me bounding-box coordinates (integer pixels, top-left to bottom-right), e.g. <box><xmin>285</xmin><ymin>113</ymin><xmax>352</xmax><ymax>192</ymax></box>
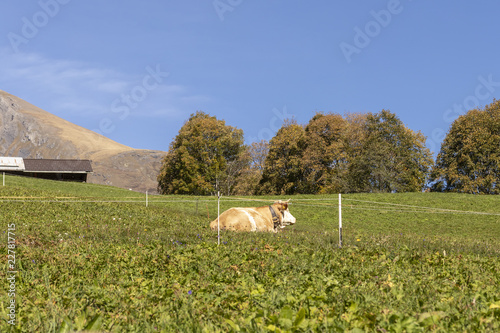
<box><xmin>1</xmin><ymin>194</ymin><xmax>499</xmax><ymax>217</ymax></box>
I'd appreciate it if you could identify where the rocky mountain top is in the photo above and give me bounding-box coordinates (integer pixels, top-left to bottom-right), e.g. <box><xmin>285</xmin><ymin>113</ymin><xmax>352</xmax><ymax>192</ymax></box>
<box><xmin>0</xmin><ymin>90</ymin><xmax>166</xmax><ymax>193</ymax></box>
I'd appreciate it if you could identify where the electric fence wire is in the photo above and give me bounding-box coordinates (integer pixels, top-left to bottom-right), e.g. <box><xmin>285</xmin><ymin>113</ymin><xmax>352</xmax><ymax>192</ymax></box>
<box><xmin>0</xmin><ymin>195</ymin><xmax>499</xmax><ymax>216</ymax></box>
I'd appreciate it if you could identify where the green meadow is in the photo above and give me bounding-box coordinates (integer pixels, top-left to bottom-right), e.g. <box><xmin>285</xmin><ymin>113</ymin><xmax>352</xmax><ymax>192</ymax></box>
<box><xmin>1</xmin><ymin>175</ymin><xmax>499</xmax><ymax>332</ymax></box>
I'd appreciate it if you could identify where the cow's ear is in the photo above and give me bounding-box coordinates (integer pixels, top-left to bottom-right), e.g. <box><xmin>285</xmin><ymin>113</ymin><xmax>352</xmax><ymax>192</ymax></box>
<box><xmin>281</xmin><ymin>203</ymin><xmax>288</xmax><ymax>211</ymax></box>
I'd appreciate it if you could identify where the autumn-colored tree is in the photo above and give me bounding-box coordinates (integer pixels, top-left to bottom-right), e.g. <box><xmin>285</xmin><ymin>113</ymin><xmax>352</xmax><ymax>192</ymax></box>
<box><xmin>257</xmin><ymin>120</ymin><xmax>306</xmax><ymax>195</ymax></box>
<box><xmin>342</xmin><ymin>113</ymin><xmax>369</xmax><ymax>192</ymax></box>
<box><xmin>157</xmin><ymin>111</ymin><xmax>244</xmax><ymax>195</ymax></box>
<box><xmin>232</xmin><ymin>141</ymin><xmax>269</xmax><ymax>195</ymax></box>
<box><xmin>218</xmin><ymin>149</ymin><xmax>250</xmax><ymax>196</ymax></box>
<box><xmin>347</xmin><ymin>110</ymin><xmax>432</xmax><ymax>192</ymax></box>
<box><xmin>431</xmin><ymin>100</ymin><xmax>500</xmax><ymax>194</ymax></box>
<box><xmin>301</xmin><ymin>113</ymin><xmax>347</xmax><ymax>193</ymax></box>
<box><xmin>259</xmin><ymin>111</ymin><xmax>432</xmax><ymax>194</ymax></box>
<box><xmin>248</xmin><ymin>140</ymin><xmax>269</xmax><ymax>173</ymax></box>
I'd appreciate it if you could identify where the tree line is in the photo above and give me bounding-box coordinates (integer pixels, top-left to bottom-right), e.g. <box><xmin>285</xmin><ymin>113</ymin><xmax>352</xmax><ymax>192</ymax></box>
<box><xmin>157</xmin><ymin>100</ymin><xmax>500</xmax><ymax>195</ymax></box>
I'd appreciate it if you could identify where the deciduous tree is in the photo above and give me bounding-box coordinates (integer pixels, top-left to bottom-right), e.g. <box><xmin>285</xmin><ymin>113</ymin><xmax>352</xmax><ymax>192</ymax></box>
<box><xmin>157</xmin><ymin>111</ymin><xmax>244</xmax><ymax>195</ymax></box>
<box><xmin>232</xmin><ymin>141</ymin><xmax>269</xmax><ymax>195</ymax></box>
<box><xmin>301</xmin><ymin>113</ymin><xmax>347</xmax><ymax>193</ymax></box>
<box><xmin>431</xmin><ymin>100</ymin><xmax>500</xmax><ymax>194</ymax></box>
<box><xmin>350</xmin><ymin>110</ymin><xmax>432</xmax><ymax>192</ymax></box>
<box><xmin>258</xmin><ymin>120</ymin><xmax>306</xmax><ymax>195</ymax></box>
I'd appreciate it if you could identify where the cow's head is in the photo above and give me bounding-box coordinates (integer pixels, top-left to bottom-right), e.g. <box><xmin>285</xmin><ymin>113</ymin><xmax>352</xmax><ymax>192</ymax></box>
<box><xmin>274</xmin><ymin>200</ymin><xmax>296</xmax><ymax>227</ymax></box>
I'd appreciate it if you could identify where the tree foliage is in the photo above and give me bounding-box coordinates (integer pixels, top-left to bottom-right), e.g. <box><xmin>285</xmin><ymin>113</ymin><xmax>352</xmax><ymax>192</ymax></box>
<box><xmin>259</xmin><ymin>111</ymin><xmax>433</xmax><ymax>194</ymax></box>
<box><xmin>157</xmin><ymin>111</ymin><xmax>244</xmax><ymax>195</ymax></box>
<box><xmin>158</xmin><ymin>109</ymin><xmax>438</xmax><ymax>195</ymax></box>
<box><xmin>431</xmin><ymin>100</ymin><xmax>500</xmax><ymax>194</ymax></box>
<box><xmin>258</xmin><ymin>120</ymin><xmax>306</xmax><ymax>195</ymax></box>
<box><xmin>350</xmin><ymin>110</ymin><xmax>433</xmax><ymax>193</ymax></box>
<box><xmin>301</xmin><ymin>113</ymin><xmax>347</xmax><ymax>193</ymax></box>
<box><xmin>231</xmin><ymin>141</ymin><xmax>269</xmax><ymax>195</ymax></box>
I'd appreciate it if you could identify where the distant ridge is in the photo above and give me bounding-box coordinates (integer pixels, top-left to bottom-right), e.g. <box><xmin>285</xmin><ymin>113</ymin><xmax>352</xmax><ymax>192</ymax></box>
<box><xmin>0</xmin><ymin>90</ymin><xmax>166</xmax><ymax>193</ymax></box>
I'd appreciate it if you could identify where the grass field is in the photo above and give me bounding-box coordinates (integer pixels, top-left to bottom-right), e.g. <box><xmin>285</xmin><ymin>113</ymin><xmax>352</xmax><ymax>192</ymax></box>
<box><xmin>1</xmin><ymin>174</ymin><xmax>499</xmax><ymax>332</ymax></box>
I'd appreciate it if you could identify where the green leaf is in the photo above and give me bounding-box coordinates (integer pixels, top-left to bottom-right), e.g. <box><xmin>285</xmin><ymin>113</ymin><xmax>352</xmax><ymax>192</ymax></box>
<box><xmin>58</xmin><ymin>316</ymin><xmax>73</xmax><ymax>333</ymax></box>
<box><xmin>418</xmin><ymin>311</ymin><xmax>446</xmax><ymax>327</ymax></box>
<box><xmin>293</xmin><ymin>308</ymin><xmax>306</xmax><ymax>327</ymax></box>
<box><xmin>266</xmin><ymin>324</ymin><xmax>278</xmax><ymax>332</ymax></box>
<box><xmin>348</xmin><ymin>329</ymin><xmax>365</xmax><ymax>333</ymax></box>
<box><xmin>280</xmin><ymin>305</ymin><xmax>293</xmax><ymax>320</ymax></box>
<box><xmin>224</xmin><ymin>318</ymin><xmax>240</xmax><ymax>331</ymax></box>
<box><xmin>286</xmin><ymin>318</ymin><xmax>298</xmax><ymax>328</ymax></box>
<box><xmin>84</xmin><ymin>314</ymin><xmax>103</xmax><ymax>331</ymax></box>
<box><xmin>74</xmin><ymin>312</ymin><xmax>87</xmax><ymax>330</ymax></box>
<box><xmin>490</xmin><ymin>302</ymin><xmax>500</xmax><ymax>309</ymax></box>
<box><xmin>268</xmin><ymin>314</ymin><xmax>279</xmax><ymax>325</ymax></box>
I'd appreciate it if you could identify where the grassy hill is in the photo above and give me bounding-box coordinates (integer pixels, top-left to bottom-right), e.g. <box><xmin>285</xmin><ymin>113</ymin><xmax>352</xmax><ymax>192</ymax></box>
<box><xmin>0</xmin><ymin>89</ymin><xmax>166</xmax><ymax>193</ymax></box>
<box><xmin>1</xmin><ymin>175</ymin><xmax>499</xmax><ymax>332</ymax></box>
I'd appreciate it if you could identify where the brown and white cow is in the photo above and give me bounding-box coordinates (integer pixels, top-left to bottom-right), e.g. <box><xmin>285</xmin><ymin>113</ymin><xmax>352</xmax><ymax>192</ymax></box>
<box><xmin>210</xmin><ymin>200</ymin><xmax>296</xmax><ymax>232</ymax></box>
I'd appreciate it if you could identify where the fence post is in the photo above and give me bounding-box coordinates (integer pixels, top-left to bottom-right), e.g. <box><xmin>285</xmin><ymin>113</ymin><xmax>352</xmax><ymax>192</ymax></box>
<box><xmin>217</xmin><ymin>191</ymin><xmax>221</xmax><ymax>246</ymax></box>
<box><xmin>2</xmin><ymin>172</ymin><xmax>4</xmax><ymax>186</ymax></box>
<box><xmin>146</xmin><ymin>190</ymin><xmax>148</xmax><ymax>207</ymax></box>
<box><xmin>339</xmin><ymin>193</ymin><xmax>342</xmax><ymax>248</ymax></box>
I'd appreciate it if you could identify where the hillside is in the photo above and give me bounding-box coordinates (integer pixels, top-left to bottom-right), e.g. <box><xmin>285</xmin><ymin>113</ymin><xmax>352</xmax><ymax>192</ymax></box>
<box><xmin>0</xmin><ymin>90</ymin><xmax>166</xmax><ymax>193</ymax></box>
<box><xmin>0</xmin><ymin>175</ymin><xmax>499</xmax><ymax>331</ymax></box>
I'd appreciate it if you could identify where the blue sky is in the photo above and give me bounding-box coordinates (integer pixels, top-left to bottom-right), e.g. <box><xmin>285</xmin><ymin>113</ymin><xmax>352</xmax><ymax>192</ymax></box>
<box><xmin>1</xmin><ymin>1</ymin><xmax>499</xmax><ymax>155</ymax></box>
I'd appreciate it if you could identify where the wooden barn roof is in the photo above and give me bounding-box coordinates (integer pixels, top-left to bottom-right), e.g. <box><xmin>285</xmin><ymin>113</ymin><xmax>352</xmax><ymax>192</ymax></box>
<box><xmin>23</xmin><ymin>159</ymin><xmax>93</xmax><ymax>173</ymax></box>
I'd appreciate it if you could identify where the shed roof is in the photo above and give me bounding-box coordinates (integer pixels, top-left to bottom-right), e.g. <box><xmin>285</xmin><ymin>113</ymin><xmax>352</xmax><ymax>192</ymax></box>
<box><xmin>23</xmin><ymin>159</ymin><xmax>93</xmax><ymax>173</ymax></box>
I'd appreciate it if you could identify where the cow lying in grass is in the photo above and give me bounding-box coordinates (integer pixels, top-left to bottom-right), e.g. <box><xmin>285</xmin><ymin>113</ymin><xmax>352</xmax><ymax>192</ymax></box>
<box><xmin>210</xmin><ymin>200</ymin><xmax>296</xmax><ymax>232</ymax></box>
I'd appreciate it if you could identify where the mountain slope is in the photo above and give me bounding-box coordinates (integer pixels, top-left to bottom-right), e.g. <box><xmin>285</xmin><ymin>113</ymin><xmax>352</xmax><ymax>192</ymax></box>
<box><xmin>0</xmin><ymin>90</ymin><xmax>166</xmax><ymax>193</ymax></box>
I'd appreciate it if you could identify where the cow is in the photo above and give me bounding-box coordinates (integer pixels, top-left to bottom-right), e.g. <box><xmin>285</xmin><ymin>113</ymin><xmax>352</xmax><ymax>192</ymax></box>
<box><xmin>210</xmin><ymin>200</ymin><xmax>296</xmax><ymax>232</ymax></box>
